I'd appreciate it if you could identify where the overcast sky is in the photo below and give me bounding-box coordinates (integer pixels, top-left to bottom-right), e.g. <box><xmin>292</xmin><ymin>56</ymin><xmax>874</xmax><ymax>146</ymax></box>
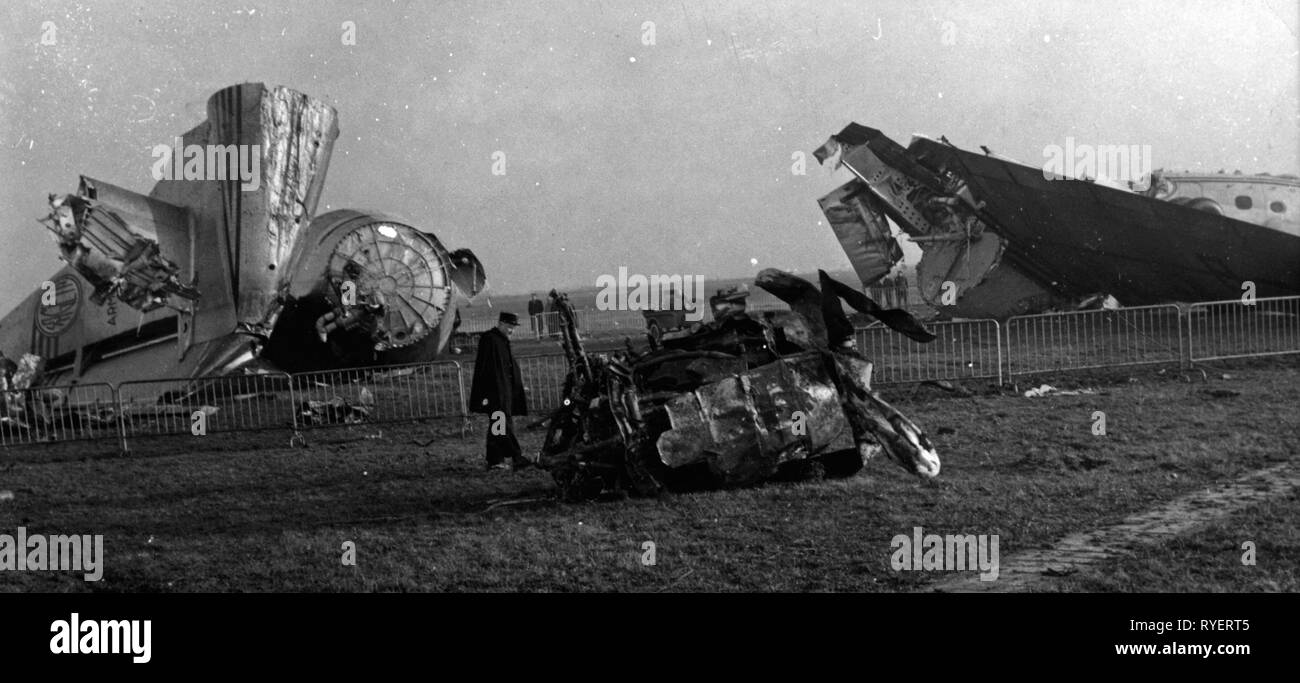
<box><xmin>1</xmin><ymin>0</ymin><xmax>1296</xmax><ymax>312</ymax></box>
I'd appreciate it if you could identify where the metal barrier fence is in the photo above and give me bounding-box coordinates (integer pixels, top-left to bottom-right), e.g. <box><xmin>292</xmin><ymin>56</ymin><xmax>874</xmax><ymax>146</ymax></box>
<box><xmin>576</xmin><ymin>309</ymin><xmax>650</xmax><ymax>335</ymax></box>
<box><xmin>117</xmin><ymin>373</ymin><xmax>297</xmax><ymax>439</ymax></box>
<box><xmin>461</xmin><ymin>354</ymin><xmax>572</xmax><ymax>415</ymax></box>
<box><xmin>866</xmin><ymin>282</ymin><xmax>911</xmax><ymax>311</ymax></box>
<box><xmin>6</xmin><ymin>296</ymin><xmax>1300</xmax><ymax>451</ymax></box>
<box><xmin>1004</xmin><ymin>304</ymin><xmax>1183</xmax><ymax>376</ymax></box>
<box><xmin>515</xmin><ymin>354</ymin><xmax>571</xmax><ymax>413</ymax></box>
<box><xmin>855</xmin><ymin>319</ymin><xmax>1003</xmax><ymax>385</ymax></box>
<box><xmin>0</xmin><ymin>382</ymin><xmax>119</xmax><ymax>447</ymax></box>
<box><xmin>455</xmin><ymin>314</ymin><xmax>499</xmax><ymax>335</ymax></box>
<box><xmin>528</xmin><ymin>312</ymin><xmax>562</xmax><ymax>339</ymax></box>
<box><xmin>1186</xmin><ymin>296</ymin><xmax>1300</xmax><ymax>362</ymax></box>
<box><xmin>291</xmin><ymin>361</ymin><xmax>465</xmax><ymax>428</ymax></box>
<box><xmin>526</xmin><ymin>309</ymin><xmax>649</xmax><ymax>339</ymax></box>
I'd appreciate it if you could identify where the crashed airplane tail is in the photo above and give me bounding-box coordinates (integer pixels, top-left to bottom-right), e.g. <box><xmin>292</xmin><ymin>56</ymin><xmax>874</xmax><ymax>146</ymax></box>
<box><xmin>815</xmin><ymin>123</ymin><xmax>1300</xmax><ymax>319</ymax></box>
<box><xmin>0</xmin><ymin>83</ymin><xmax>486</xmax><ymax>387</ymax></box>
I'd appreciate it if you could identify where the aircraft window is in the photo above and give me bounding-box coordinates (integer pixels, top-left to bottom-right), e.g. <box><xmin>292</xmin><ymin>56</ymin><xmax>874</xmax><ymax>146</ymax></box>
<box><xmin>1235</xmin><ymin>195</ymin><xmax>1252</xmax><ymax>209</ymax></box>
<box><xmin>1270</xmin><ymin>201</ymin><xmax>1286</xmax><ymax>213</ymax></box>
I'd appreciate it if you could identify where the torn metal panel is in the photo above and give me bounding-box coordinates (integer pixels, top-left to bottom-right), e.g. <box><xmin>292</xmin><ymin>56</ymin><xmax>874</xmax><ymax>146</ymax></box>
<box><xmin>259</xmin><ymin>87</ymin><xmax>339</xmax><ymax>284</ymax></box>
<box><xmin>639</xmin><ymin>351</ymin><xmax>745</xmax><ymax>391</ymax></box>
<box><xmin>656</xmin><ymin>351</ymin><xmax>850</xmax><ymax>486</ymax></box>
<box><xmin>448</xmin><ymin>249</ymin><xmax>488</xmax><ymax>300</ymax></box>
<box><xmin>43</xmin><ymin>193</ymin><xmax>198</xmax><ymax>312</ymax></box>
<box><xmin>829</xmin><ymin>352</ymin><xmax>939</xmax><ymax>478</ymax></box>
<box><xmin>818</xmin><ymin>180</ymin><xmax>903</xmax><ymax>288</ymax></box>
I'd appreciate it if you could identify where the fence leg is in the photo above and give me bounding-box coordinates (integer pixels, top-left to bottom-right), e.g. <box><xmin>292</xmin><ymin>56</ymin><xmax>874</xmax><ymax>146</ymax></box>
<box><xmin>1180</xmin><ymin>307</ymin><xmax>1191</xmax><ymax>370</ymax></box>
<box><xmin>286</xmin><ymin>373</ymin><xmax>306</xmax><ymax>447</ymax></box>
<box><xmin>994</xmin><ymin>321</ymin><xmax>1004</xmax><ymax>386</ymax></box>
<box><xmin>455</xmin><ymin>362</ymin><xmax>470</xmax><ymax>439</ymax></box>
<box><xmin>114</xmin><ymin>386</ymin><xmax>130</xmax><ymax>456</ymax></box>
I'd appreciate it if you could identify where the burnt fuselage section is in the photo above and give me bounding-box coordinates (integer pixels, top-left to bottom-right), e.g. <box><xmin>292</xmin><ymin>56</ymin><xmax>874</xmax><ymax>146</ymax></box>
<box><xmin>816</xmin><ymin>123</ymin><xmax>1300</xmax><ymax>319</ymax></box>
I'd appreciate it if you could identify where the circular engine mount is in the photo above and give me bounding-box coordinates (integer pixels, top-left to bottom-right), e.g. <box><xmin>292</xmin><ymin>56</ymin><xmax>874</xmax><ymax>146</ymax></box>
<box><xmin>327</xmin><ymin>221</ymin><xmax>452</xmax><ymax>350</ymax></box>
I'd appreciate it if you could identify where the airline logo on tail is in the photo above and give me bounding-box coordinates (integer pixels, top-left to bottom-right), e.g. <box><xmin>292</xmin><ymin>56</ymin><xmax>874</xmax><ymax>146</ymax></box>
<box><xmin>34</xmin><ymin>275</ymin><xmax>81</xmax><ymax>337</ymax></box>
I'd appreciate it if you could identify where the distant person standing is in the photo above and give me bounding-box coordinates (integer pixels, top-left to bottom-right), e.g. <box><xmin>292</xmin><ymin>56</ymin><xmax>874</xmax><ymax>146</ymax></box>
<box><xmin>527</xmin><ymin>293</ymin><xmax>545</xmax><ymax>338</ymax></box>
<box><xmin>469</xmin><ymin>312</ymin><xmax>530</xmax><ymax>471</ymax></box>
<box><xmin>876</xmin><ymin>276</ymin><xmax>894</xmax><ymax>309</ymax></box>
<box><xmin>546</xmin><ymin>289</ymin><xmax>561</xmax><ymax>337</ymax></box>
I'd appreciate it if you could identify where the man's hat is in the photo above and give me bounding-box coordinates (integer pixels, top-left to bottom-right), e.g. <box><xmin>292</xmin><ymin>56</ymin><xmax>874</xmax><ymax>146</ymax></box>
<box><xmin>498</xmin><ymin>311</ymin><xmax>520</xmax><ymax>326</ymax></box>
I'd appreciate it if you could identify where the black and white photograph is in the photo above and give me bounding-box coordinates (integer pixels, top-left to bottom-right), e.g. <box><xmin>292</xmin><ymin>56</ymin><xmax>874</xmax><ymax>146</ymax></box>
<box><xmin>0</xmin><ymin>0</ymin><xmax>1295</xmax><ymax>666</ymax></box>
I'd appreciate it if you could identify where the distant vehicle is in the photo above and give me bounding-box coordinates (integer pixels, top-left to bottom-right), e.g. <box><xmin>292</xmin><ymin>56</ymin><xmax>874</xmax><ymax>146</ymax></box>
<box><xmin>708</xmin><ymin>285</ymin><xmax>750</xmax><ymax>319</ymax></box>
<box><xmin>640</xmin><ymin>284</ymin><xmax>702</xmax><ymax>344</ymax></box>
<box><xmin>641</xmin><ymin>309</ymin><xmax>696</xmax><ymax>344</ymax></box>
<box><xmin>641</xmin><ymin>285</ymin><xmax>757</xmax><ymax>345</ymax></box>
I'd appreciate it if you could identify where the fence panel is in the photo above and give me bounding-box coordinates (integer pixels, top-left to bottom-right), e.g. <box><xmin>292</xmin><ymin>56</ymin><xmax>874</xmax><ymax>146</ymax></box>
<box><xmin>1187</xmin><ymin>296</ymin><xmax>1300</xmax><ymax>362</ymax></box>
<box><xmin>1005</xmin><ymin>304</ymin><xmax>1183</xmax><ymax>376</ymax></box>
<box><xmin>516</xmin><ymin>354</ymin><xmax>570</xmax><ymax>413</ymax></box>
<box><xmin>463</xmin><ymin>354</ymin><xmax>567</xmax><ymax>416</ymax></box>
<box><xmin>528</xmin><ymin>311</ymin><xmax>563</xmax><ymax>339</ymax></box>
<box><xmin>491</xmin><ymin>309</ymin><xmax>651</xmax><ymax>340</ymax></box>
<box><xmin>0</xmin><ymin>382</ymin><xmax>120</xmax><ymax>448</ymax></box>
<box><xmin>456</xmin><ymin>314</ymin><xmax>499</xmax><ymax>335</ymax></box>
<box><xmin>575</xmin><ymin>309</ymin><xmax>648</xmax><ymax>336</ymax></box>
<box><xmin>462</xmin><ymin>354</ymin><xmax>569</xmax><ymax>415</ymax></box>
<box><xmin>290</xmin><ymin>361</ymin><xmax>465</xmax><ymax>429</ymax></box>
<box><xmin>854</xmin><ymin>319</ymin><xmax>1002</xmax><ymax>385</ymax></box>
<box><xmin>116</xmin><ymin>373</ymin><xmax>297</xmax><ymax>439</ymax></box>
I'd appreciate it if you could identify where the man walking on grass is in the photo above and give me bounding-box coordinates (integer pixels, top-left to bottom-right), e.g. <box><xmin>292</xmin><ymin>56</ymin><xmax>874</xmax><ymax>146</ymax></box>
<box><xmin>469</xmin><ymin>312</ymin><xmax>531</xmax><ymax>471</ymax></box>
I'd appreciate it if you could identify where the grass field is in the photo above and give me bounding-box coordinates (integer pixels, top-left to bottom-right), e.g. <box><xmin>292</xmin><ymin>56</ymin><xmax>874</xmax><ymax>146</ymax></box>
<box><xmin>1</xmin><ymin>356</ymin><xmax>1296</xmax><ymax>592</ymax></box>
<box><xmin>1057</xmin><ymin>493</ymin><xmax>1300</xmax><ymax>592</ymax></box>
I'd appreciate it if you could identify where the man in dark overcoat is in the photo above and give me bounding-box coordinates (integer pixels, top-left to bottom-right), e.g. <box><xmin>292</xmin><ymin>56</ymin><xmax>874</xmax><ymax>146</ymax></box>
<box><xmin>469</xmin><ymin>311</ymin><xmax>530</xmax><ymax>470</ymax></box>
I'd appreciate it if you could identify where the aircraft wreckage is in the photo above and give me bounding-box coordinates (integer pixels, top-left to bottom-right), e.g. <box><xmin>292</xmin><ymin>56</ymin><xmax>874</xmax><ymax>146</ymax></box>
<box><xmin>536</xmin><ymin>269</ymin><xmax>940</xmax><ymax>501</ymax></box>
<box><xmin>814</xmin><ymin>123</ymin><xmax>1300</xmax><ymax>319</ymax></box>
<box><xmin>0</xmin><ymin>83</ymin><xmax>485</xmax><ymax>388</ymax></box>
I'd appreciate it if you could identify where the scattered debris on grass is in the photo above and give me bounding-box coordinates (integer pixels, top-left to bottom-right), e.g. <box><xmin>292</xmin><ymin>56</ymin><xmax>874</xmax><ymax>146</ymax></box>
<box><xmin>1022</xmin><ymin>384</ymin><xmax>1099</xmax><ymax>398</ymax></box>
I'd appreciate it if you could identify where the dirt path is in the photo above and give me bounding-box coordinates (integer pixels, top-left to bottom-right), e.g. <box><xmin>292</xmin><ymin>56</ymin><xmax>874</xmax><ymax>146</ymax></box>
<box><xmin>930</xmin><ymin>462</ymin><xmax>1300</xmax><ymax>592</ymax></box>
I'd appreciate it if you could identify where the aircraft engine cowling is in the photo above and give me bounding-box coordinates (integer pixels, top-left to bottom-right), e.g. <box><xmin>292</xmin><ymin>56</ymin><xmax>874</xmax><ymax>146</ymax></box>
<box><xmin>262</xmin><ymin>210</ymin><xmax>484</xmax><ymax>372</ymax></box>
